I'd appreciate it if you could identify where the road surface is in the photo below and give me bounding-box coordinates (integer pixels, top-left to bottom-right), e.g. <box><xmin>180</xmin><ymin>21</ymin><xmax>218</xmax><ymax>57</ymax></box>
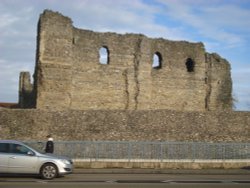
<box><xmin>1</xmin><ymin>171</ymin><xmax>250</xmax><ymax>188</ymax></box>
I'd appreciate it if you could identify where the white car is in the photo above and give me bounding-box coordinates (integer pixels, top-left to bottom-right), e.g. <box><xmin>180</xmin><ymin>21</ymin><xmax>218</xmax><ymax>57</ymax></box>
<box><xmin>0</xmin><ymin>140</ymin><xmax>73</xmax><ymax>179</ymax></box>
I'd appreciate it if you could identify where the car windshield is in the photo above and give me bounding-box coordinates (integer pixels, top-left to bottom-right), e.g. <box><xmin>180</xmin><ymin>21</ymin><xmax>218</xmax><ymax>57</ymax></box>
<box><xmin>24</xmin><ymin>142</ymin><xmax>46</xmax><ymax>154</ymax></box>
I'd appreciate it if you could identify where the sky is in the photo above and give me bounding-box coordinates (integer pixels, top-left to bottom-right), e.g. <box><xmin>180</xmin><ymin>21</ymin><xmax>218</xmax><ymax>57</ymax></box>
<box><xmin>0</xmin><ymin>0</ymin><xmax>250</xmax><ymax>111</ymax></box>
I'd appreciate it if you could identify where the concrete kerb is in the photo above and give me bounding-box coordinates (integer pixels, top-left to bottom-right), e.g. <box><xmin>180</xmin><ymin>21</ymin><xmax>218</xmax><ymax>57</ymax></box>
<box><xmin>73</xmin><ymin>159</ymin><xmax>250</xmax><ymax>172</ymax></box>
<box><xmin>73</xmin><ymin>168</ymin><xmax>250</xmax><ymax>175</ymax></box>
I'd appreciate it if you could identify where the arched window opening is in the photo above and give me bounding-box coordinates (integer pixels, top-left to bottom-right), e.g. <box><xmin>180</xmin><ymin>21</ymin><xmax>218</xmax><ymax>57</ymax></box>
<box><xmin>152</xmin><ymin>52</ymin><xmax>162</xmax><ymax>69</ymax></box>
<box><xmin>186</xmin><ymin>58</ymin><xmax>195</xmax><ymax>72</ymax></box>
<box><xmin>99</xmin><ymin>47</ymin><xmax>109</xmax><ymax>64</ymax></box>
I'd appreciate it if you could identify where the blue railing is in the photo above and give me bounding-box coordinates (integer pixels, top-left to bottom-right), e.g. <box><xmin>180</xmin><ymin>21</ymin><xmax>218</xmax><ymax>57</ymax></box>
<box><xmin>25</xmin><ymin>141</ymin><xmax>250</xmax><ymax>160</ymax></box>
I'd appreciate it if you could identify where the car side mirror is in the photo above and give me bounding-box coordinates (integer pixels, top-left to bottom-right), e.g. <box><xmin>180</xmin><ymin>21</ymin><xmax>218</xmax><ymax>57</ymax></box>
<box><xmin>27</xmin><ymin>151</ymin><xmax>35</xmax><ymax>156</ymax></box>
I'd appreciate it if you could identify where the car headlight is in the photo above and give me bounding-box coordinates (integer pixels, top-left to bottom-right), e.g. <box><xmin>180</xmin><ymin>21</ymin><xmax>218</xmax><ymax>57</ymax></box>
<box><xmin>60</xmin><ymin>159</ymin><xmax>71</xmax><ymax>165</ymax></box>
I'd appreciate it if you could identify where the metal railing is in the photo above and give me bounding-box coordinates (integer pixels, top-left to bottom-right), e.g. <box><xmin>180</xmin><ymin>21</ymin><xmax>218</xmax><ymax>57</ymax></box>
<box><xmin>25</xmin><ymin>141</ymin><xmax>250</xmax><ymax>161</ymax></box>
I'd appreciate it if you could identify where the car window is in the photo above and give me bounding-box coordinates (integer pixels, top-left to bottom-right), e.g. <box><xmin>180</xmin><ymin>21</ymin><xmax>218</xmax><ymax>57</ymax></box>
<box><xmin>25</xmin><ymin>142</ymin><xmax>45</xmax><ymax>154</ymax></box>
<box><xmin>10</xmin><ymin>144</ymin><xmax>31</xmax><ymax>155</ymax></box>
<box><xmin>0</xmin><ymin>143</ymin><xmax>9</xmax><ymax>153</ymax></box>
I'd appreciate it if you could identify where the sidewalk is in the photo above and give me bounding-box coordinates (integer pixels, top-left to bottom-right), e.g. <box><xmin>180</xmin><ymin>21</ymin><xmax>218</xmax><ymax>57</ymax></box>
<box><xmin>73</xmin><ymin>168</ymin><xmax>250</xmax><ymax>174</ymax></box>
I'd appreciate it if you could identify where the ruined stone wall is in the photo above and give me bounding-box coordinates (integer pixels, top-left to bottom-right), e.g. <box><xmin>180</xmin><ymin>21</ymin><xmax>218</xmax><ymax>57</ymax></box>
<box><xmin>18</xmin><ymin>72</ymin><xmax>34</xmax><ymax>108</ymax></box>
<box><xmin>29</xmin><ymin>10</ymin><xmax>232</xmax><ymax>111</ymax></box>
<box><xmin>0</xmin><ymin>109</ymin><xmax>249</xmax><ymax>142</ymax></box>
<box><xmin>206</xmin><ymin>53</ymin><xmax>232</xmax><ymax>110</ymax></box>
<box><xmin>34</xmin><ymin>10</ymin><xmax>73</xmax><ymax>109</ymax></box>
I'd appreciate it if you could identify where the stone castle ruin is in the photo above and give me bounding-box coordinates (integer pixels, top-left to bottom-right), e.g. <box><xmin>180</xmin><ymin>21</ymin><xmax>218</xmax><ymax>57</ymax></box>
<box><xmin>19</xmin><ymin>10</ymin><xmax>232</xmax><ymax>111</ymax></box>
<box><xmin>2</xmin><ymin>10</ymin><xmax>248</xmax><ymax>142</ymax></box>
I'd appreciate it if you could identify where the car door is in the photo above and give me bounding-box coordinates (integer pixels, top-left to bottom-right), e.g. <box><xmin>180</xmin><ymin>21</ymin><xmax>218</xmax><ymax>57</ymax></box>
<box><xmin>8</xmin><ymin>143</ymin><xmax>39</xmax><ymax>174</ymax></box>
<box><xmin>0</xmin><ymin>143</ymin><xmax>9</xmax><ymax>172</ymax></box>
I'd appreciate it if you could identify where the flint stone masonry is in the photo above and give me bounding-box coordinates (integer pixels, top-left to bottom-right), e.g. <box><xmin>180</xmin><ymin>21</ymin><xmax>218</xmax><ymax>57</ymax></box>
<box><xmin>19</xmin><ymin>72</ymin><xmax>34</xmax><ymax>108</ymax></box>
<box><xmin>19</xmin><ymin>10</ymin><xmax>232</xmax><ymax>111</ymax></box>
<box><xmin>0</xmin><ymin>109</ymin><xmax>249</xmax><ymax>142</ymax></box>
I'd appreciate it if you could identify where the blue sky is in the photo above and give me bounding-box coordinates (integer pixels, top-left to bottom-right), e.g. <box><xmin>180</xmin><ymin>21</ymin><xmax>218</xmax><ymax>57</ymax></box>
<box><xmin>0</xmin><ymin>0</ymin><xmax>250</xmax><ymax>111</ymax></box>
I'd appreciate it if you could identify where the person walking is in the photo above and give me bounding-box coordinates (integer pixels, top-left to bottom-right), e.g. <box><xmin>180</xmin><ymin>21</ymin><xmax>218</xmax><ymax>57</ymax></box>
<box><xmin>45</xmin><ymin>134</ymin><xmax>54</xmax><ymax>153</ymax></box>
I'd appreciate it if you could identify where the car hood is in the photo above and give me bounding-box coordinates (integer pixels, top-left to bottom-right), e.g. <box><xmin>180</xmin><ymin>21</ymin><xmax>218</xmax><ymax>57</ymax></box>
<box><xmin>37</xmin><ymin>153</ymin><xmax>71</xmax><ymax>160</ymax></box>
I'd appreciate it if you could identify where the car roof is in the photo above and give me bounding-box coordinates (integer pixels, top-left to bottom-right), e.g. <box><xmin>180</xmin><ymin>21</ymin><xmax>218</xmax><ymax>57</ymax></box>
<box><xmin>0</xmin><ymin>140</ymin><xmax>24</xmax><ymax>144</ymax></box>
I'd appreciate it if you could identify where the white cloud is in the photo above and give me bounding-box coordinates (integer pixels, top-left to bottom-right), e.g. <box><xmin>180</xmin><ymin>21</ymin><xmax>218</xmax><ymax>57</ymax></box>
<box><xmin>0</xmin><ymin>0</ymin><xmax>249</xmax><ymax>111</ymax></box>
<box><xmin>203</xmin><ymin>5</ymin><xmax>250</xmax><ymax>32</ymax></box>
<box><xmin>0</xmin><ymin>59</ymin><xmax>32</xmax><ymax>102</ymax></box>
<box><xmin>231</xmin><ymin>63</ymin><xmax>250</xmax><ymax>110</ymax></box>
<box><xmin>0</xmin><ymin>14</ymin><xmax>19</xmax><ymax>29</ymax></box>
<box><xmin>156</xmin><ymin>0</ymin><xmax>249</xmax><ymax>47</ymax></box>
<box><xmin>0</xmin><ymin>2</ymin><xmax>36</xmax><ymax>102</ymax></box>
<box><xmin>40</xmin><ymin>0</ymin><xmax>185</xmax><ymax>41</ymax></box>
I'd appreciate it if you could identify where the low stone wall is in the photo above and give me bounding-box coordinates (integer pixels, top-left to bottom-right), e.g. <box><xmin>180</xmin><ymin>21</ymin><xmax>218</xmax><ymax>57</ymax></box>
<box><xmin>0</xmin><ymin>109</ymin><xmax>249</xmax><ymax>142</ymax></box>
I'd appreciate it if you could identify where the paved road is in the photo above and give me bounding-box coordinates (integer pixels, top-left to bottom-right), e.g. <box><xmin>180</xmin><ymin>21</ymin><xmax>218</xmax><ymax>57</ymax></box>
<box><xmin>1</xmin><ymin>172</ymin><xmax>250</xmax><ymax>188</ymax></box>
<box><xmin>0</xmin><ymin>170</ymin><xmax>250</xmax><ymax>188</ymax></box>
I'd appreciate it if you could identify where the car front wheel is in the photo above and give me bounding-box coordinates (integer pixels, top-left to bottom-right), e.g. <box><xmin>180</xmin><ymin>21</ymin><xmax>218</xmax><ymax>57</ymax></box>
<box><xmin>40</xmin><ymin>163</ymin><xmax>58</xmax><ymax>180</ymax></box>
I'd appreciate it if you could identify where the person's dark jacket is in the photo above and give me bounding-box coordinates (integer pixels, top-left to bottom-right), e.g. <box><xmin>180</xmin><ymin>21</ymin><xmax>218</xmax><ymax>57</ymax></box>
<box><xmin>45</xmin><ymin>140</ymin><xmax>54</xmax><ymax>153</ymax></box>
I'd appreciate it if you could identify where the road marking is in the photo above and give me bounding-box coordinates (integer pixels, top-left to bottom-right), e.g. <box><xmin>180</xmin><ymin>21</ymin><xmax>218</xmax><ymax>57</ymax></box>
<box><xmin>1</xmin><ymin>179</ymin><xmax>250</xmax><ymax>184</ymax></box>
<box><xmin>106</xmin><ymin>180</ymin><xmax>117</xmax><ymax>183</ymax></box>
<box><xmin>162</xmin><ymin>180</ymin><xmax>173</xmax><ymax>183</ymax></box>
<box><xmin>36</xmin><ymin>180</ymin><xmax>48</xmax><ymax>184</ymax></box>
